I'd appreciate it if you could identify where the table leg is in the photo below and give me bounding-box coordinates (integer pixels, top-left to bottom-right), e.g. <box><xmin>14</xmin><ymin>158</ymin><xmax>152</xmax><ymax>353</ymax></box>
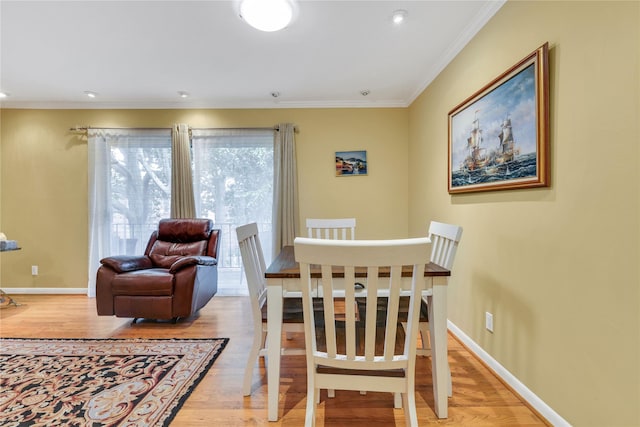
<box><xmin>267</xmin><ymin>282</ymin><xmax>284</xmax><ymax>421</ymax></box>
<box><xmin>428</xmin><ymin>277</ymin><xmax>449</xmax><ymax>418</ymax></box>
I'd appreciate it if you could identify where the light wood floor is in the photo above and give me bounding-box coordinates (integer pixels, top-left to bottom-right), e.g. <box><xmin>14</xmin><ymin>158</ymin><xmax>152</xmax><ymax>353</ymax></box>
<box><xmin>0</xmin><ymin>294</ymin><xmax>549</xmax><ymax>426</ymax></box>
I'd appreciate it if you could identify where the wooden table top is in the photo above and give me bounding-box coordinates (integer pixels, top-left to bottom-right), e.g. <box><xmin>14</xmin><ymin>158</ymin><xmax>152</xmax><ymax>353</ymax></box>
<box><xmin>265</xmin><ymin>245</ymin><xmax>450</xmax><ymax>279</ymax></box>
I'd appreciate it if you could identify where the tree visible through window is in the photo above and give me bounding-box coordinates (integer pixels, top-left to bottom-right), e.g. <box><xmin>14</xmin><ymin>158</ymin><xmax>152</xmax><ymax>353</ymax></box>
<box><xmin>192</xmin><ymin>129</ymin><xmax>274</xmax><ymax>295</ymax></box>
<box><xmin>109</xmin><ymin>138</ymin><xmax>172</xmax><ymax>254</ymax></box>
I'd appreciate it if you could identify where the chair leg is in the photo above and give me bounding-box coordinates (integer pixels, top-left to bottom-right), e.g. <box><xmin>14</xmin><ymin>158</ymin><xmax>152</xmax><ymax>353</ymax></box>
<box><xmin>243</xmin><ymin>328</ymin><xmax>267</xmax><ymax>396</ymax></box>
<box><xmin>306</xmin><ymin>386</ymin><xmax>318</xmax><ymax>427</ymax></box>
<box><xmin>401</xmin><ymin>318</ymin><xmax>453</xmax><ymax>398</ymax></box>
<box><xmin>402</xmin><ymin>390</ymin><xmax>418</xmax><ymax>427</ymax></box>
<box><xmin>416</xmin><ymin>321</ymin><xmax>431</xmax><ymax>357</ymax></box>
<box><xmin>131</xmin><ymin>318</ymin><xmax>139</xmax><ymax>325</ymax></box>
<box><xmin>394</xmin><ymin>392</ymin><xmax>402</xmax><ymax>408</ymax></box>
<box><xmin>401</xmin><ymin>320</ymin><xmax>429</xmax><ymax>357</ymax></box>
<box><xmin>418</xmin><ymin>320</ymin><xmax>453</xmax><ymax>395</ymax></box>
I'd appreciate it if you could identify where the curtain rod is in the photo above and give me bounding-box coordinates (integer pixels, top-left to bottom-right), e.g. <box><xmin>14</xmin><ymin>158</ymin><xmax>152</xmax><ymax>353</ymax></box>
<box><xmin>69</xmin><ymin>125</ymin><xmax>295</xmax><ymax>132</ymax></box>
<box><xmin>69</xmin><ymin>126</ymin><xmax>171</xmax><ymax>132</ymax></box>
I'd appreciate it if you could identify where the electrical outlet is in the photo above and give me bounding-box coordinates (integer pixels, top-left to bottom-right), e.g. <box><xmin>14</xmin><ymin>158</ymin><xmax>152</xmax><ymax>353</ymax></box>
<box><xmin>31</xmin><ymin>265</ymin><xmax>38</xmax><ymax>276</ymax></box>
<box><xmin>485</xmin><ymin>312</ymin><xmax>494</xmax><ymax>333</ymax></box>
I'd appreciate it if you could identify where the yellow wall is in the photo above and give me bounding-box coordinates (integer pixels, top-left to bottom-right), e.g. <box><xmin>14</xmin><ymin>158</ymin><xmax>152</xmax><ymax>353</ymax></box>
<box><xmin>0</xmin><ymin>108</ymin><xmax>408</xmax><ymax>288</ymax></box>
<box><xmin>408</xmin><ymin>1</ymin><xmax>639</xmax><ymax>426</ymax></box>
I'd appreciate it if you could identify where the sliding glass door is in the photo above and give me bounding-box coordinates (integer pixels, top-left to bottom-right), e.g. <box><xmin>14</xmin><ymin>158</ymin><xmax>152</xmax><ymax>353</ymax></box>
<box><xmin>191</xmin><ymin>129</ymin><xmax>274</xmax><ymax>295</ymax></box>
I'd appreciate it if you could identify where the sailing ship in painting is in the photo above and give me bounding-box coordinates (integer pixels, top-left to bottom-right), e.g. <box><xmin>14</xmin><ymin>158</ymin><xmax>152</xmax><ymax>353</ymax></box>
<box><xmin>452</xmin><ymin>111</ymin><xmax>536</xmax><ymax>186</ymax></box>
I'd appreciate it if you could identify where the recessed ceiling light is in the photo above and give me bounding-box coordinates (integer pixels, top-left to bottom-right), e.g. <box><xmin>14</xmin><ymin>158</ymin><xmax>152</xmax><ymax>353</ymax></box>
<box><xmin>178</xmin><ymin>91</ymin><xmax>189</xmax><ymax>98</ymax></box>
<box><xmin>271</xmin><ymin>91</ymin><xmax>280</xmax><ymax>98</ymax></box>
<box><xmin>360</xmin><ymin>90</ymin><xmax>370</xmax><ymax>96</ymax></box>
<box><xmin>84</xmin><ymin>91</ymin><xmax>97</xmax><ymax>98</ymax></box>
<box><xmin>240</xmin><ymin>0</ymin><xmax>294</xmax><ymax>32</ymax></box>
<box><xmin>0</xmin><ymin>92</ymin><xmax>8</xmax><ymax>98</ymax></box>
<box><xmin>392</xmin><ymin>9</ymin><xmax>407</xmax><ymax>24</ymax></box>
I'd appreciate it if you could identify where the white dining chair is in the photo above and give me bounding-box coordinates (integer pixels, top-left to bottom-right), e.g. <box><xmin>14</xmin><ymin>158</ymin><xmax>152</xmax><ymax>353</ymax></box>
<box><xmin>413</xmin><ymin>221</ymin><xmax>463</xmax><ymax>356</ymax></box>
<box><xmin>393</xmin><ymin>221</ymin><xmax>462</xmax><ymax>398</ymax></box>
<box><xmin>294</xmin><ymin>236</ymin><xmax>430</xmax><ymax>427</ymax></box>
<box><xmin>306</xmin><ymin>218</ymin><xmax>356</xmax><ymax>240</ymax></box>
<box><xmin>236</xmin><ymin>222</ymin><xmax>306</xmax><ymax>396</ymax></box>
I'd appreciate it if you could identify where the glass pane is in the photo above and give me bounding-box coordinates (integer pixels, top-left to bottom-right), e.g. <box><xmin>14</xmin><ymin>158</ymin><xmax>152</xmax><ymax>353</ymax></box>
<box><xmin>192</xmin><ymin>130</ymin><xmax>274</xmax><ymax>295</ymax></box>
<box><xmin>109</xmin><ymin>136</ymin><xmax>171</xmax><ymax>255</ymax></box>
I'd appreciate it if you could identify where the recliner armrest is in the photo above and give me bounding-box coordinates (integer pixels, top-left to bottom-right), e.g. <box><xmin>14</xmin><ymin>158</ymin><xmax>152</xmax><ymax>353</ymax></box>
<box><xmin>100</xmin><ymin>255</ymin><xmax>153</xmax><ymax>273</ymax></box>
<box><xmin>169</xmin><ymin>256</ymin><xmax>218</xmax><ymax>273</ymax></box>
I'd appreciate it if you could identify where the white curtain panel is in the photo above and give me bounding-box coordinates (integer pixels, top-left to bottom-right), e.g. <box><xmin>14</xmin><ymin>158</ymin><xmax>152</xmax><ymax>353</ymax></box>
<box><xmin>190</xmin><ymin>128</ymin><xmax>275</xmax><ymax>265</ymax></box>
<box><xmin>87</xmin><ymin>129</ymin><xmax>171</xmax><ymax>297</ymax></box>
<box><xmin>87</xmin><ymin>130</ymin><xmax>110</xmax><ymax>298</ymax></box>
<box><xmin>272</xmin><ymin>123</ymin><xmax>299</xmax><ymax>252</ymax></box>
<box><xmin>170</xmin><ymin>123</ymin><xmax>196</xmax><ymax>218</ymax></box>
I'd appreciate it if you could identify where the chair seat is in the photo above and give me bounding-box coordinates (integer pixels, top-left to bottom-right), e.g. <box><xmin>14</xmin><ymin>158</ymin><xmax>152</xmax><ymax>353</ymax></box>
<box><xmin>358</xmin><ymin>297</ymin><xmax>428</xmax><ymax>326</ymax></box>
<box><xmin>112</xmin><ymin>268</ymin><xmax>173</xmax><ymax>296</ymax></box>
<box><xmin>261</xmin><ymin>298</ymin><xmax>356</xmax><ymax>324</ymax></box>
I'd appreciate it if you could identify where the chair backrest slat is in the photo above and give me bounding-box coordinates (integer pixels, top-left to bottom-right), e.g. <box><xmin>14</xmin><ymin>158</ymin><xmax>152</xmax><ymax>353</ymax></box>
<box><xmin>306</xmin><ymin>218</ymin><xmax>356</xmax><ymax>240</ymax></box>
<box><xmin>320</xmin><ymin>264</ymin><xmax>338</xmax><ymax>358</ymax></box>
<box><xmin>383</xmin><ymin>265</ymin><xmax>402</xmax><ymax>360</ymax></box>
<box><xmin>363</xmin><ymin>270</ymin><xmax>378</xmax><ymax>360</ymax></box>
<box><xmin>344</xmin><ymin>265</ymin><xmax>357</xmax><ymax>359</ymax></box>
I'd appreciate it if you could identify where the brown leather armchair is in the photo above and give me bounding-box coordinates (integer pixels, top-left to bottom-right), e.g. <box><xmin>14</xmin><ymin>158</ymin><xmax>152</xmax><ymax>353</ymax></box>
<box><xmin>96</xmin><ymin>218</ymin><xmax>221</xmax><ymax>323</ymax></box>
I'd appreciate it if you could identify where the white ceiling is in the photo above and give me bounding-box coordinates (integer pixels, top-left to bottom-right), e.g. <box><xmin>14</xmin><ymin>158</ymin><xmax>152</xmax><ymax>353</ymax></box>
<box><xmin>0</xmin><ymin>0</ymin><xmax>504</xmax><ymax>109</ymax></box>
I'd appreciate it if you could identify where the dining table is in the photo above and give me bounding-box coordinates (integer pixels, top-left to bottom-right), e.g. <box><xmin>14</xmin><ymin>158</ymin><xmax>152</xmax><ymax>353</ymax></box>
<box><xmin>264</xmin><ymin>245</ymin><xmax>452</xmax><ymax>421</ymax></box>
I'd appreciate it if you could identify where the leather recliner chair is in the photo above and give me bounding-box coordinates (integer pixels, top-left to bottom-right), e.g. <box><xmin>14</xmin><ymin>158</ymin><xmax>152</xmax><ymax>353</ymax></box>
<box><xmin>96</xmin><ymin>218</ymin><xmax>221</xmax><ymax>323</ymax></box>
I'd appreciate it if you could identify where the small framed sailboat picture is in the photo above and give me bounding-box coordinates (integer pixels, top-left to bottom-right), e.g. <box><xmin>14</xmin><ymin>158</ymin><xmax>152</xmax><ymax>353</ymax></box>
<box><xmin>448</xmin><ymin>42</ymin><xmax>550</xmax><ymax>194</ymax></box>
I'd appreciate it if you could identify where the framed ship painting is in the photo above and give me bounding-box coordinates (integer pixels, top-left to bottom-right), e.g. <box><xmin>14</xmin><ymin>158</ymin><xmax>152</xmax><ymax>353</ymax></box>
<box><xmin>448</xmin><ymin>42</ymin><xmax>549</xmax><ymax>194</ymax></box>
<box><xmin>336</xmin><ymin>150</ymin><xmax>367</xmax><ymax>176</ymax></box>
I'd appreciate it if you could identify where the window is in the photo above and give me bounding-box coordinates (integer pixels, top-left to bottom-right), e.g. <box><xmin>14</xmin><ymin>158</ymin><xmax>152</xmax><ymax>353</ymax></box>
<box><xmin>109</xmin><ymin>136</ymin><xmax>172</xmax><ymax>253</ymax></box>
<box><xmin>88</xmin><ymin>128</ymin><xmax>274</xmax><ymax>297</ymax></box>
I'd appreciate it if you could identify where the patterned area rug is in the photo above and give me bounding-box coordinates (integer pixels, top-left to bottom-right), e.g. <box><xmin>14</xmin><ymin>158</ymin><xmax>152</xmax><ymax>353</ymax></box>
<box><xmin>0</xmin><ymin>337</ymin><xmax>228</xmax><ymax>426</ymax></box>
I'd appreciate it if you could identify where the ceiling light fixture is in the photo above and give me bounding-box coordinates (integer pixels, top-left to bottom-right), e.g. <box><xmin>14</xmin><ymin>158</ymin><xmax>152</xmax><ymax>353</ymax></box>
<box><xmin>178</xmin><ymin>91</ymin><xmax>189</xmax><ymax>98</ymax></box>
<box><xmin>84</xmin><ymin>91</ymin><xmax>97</xmax><ymax>98</ymax></box>
<box><xmin>240</xmin><ymin>0</ymin><xmax>294</xmax><ymax>32</ymax></box>
<box><xmin>392</xmin><ymin>9</ymin><xmax>408</xmax><ymax>24</ymax></box>
<box><xmin>271</xmin><ymin>91</ymin><xmax>280</xmax><ymax>98</ymax></box>
<box><xmin>360</xmin><ymin>90</ymin><xmax>370</xmax><ymax>96</ymax></box>
<box><xmin>0</xmin><ymin>92</ymin><xmax>8</xmax><ymax>98</ymax></box>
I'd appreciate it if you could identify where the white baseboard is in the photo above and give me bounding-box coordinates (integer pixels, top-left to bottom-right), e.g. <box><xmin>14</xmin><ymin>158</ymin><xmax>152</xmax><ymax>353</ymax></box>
<box><xmin>448</xmin><ymin>320</ymin><xmax>571</xmax><ymax>427</ymax></box>
<box><xmin>1</xmin><ymin>287</ymin><xmax>88</xmax><ymax>295</ymax></box>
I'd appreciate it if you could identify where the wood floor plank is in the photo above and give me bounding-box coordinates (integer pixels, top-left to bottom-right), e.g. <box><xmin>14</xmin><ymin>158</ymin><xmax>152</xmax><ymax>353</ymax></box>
<box><xmin>0</xmin><ymin>294</ymin><xmax>549</xmax><ymax>426</ymax></box>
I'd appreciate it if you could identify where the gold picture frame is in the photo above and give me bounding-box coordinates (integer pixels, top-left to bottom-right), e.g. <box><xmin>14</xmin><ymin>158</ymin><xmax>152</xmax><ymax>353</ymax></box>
<box><xmin>448</xmin><ymin>42</ymin><xmax>550</xmax><ymax>194</ymax></box>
